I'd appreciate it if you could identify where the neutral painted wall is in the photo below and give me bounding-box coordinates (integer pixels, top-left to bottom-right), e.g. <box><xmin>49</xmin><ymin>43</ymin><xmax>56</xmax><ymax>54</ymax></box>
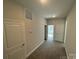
<box><xmin>47</xmin><ymin>19</ymin><xmax>65</xmax><ymax>42</ymax></box>
<box><xmin>64</xmin><ymin>4</ymin><xmax>76</xmax><ymax>59</ymax></box>
<box><xmin>25</xmin><ymin>13</ymin><xmax>47</xmax><ymax>56</ymax></box>
<box><xmin>4</xmin><ymin>0</ymin><xmax>46</xmax><ymax>58</ymax></box>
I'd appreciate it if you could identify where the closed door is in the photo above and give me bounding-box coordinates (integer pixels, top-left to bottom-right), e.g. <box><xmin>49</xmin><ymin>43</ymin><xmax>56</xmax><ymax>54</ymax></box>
<box><xmin>25</xmin><ymin>19</ymin><xmax>32</xmax><ymax>54</ymax></box>
<box><xmin>4</xmin><ymin>20</ymin><xmax>25</xmax><ymax>59</ymax></box>
<box><xmin>44</xmin><ymin>25</ymin><xmax>47</xmax><ymax>40</ymax></box>
<box><xmin>54</xmin><ymin>23</ymin><xmax>65</xmax><ymax>42</ymax></box>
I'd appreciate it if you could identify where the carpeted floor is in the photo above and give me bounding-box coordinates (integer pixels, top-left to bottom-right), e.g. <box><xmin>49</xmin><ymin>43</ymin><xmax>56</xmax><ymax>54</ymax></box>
<box><xmin>27</xmin><ymin>40</ymin><xmax>67</xmax><ymax>59</ymax></box>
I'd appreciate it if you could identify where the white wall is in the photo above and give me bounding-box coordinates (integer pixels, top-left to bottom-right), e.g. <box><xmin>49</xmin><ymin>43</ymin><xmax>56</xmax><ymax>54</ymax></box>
<box><xmin>25</xmin><ymin>13</ymin><xmax>47</xmax><ymax>57</ymax></box>
<box><xmin>64</xmin><ymin>4</ymin><xmax>76</xmax><ymax>59</ymax></box>
<box><xmin>47</xmin><ymin>19</ymin><xmax>65</xmax><ymax>42</ymax></box>
<box><xmin>4</xmin><ymin>0</ymin><xmax>46</xmax><ymax>58</ymax></box>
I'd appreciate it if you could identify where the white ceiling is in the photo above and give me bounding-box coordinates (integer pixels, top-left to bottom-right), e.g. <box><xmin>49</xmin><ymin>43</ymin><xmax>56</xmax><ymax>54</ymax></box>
<box><xmin>15</xmin><ymin>0</ymin><xmax>75</xmax><ymax>18</ymax></box>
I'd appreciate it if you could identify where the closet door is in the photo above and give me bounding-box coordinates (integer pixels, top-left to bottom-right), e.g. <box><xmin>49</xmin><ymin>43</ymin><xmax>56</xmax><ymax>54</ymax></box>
<box><xmin>54</xmin><ymin>20</ymin><xmax>65</xmax><ymax>42</ymax></box>
<box><xmin>25</xmin><ymin>19</ymin><xmax>32</xmax><ymax>54</ymax></box>
<box><xmin>4</xmin><ymin>20</ymin><xmax>25</xmax><ymax>59</ymax></box>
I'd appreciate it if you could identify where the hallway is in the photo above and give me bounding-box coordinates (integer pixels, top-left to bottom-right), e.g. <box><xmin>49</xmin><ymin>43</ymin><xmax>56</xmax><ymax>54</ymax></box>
<box><xmin>3</xmin><ymin>0</ymin><xmax>76</xmax><ymax>59</ymax></box>
<box><xmin>27</xmin><ymin>40</ymin><xmax>67</xmax><ymax>59</ymax></box>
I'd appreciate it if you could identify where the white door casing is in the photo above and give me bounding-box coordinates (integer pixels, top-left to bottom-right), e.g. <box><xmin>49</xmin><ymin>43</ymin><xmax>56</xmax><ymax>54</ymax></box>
<box><xmin>25</xmin><ymin>19</ymin><xmax>32</xmax><ymax>54</ymax></box>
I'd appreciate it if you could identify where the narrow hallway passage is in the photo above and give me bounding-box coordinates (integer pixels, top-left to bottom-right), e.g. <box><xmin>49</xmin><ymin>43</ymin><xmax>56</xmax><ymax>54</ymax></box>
<box><xmin>3</xmin><ymin>0</ymin><xmax>76</xmax><ymax>59</ymax></box>
<box><xmin>27</xmin><ymin>40</ymin><xmax>67</xmax><ymax>59</ymax></box>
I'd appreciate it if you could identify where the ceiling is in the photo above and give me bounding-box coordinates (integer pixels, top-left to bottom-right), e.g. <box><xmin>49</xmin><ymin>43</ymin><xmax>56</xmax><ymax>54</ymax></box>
<box><xmin>15</xmin><ymin>0</ymin><xmax>75</xmax><ymax>18</ymax></box>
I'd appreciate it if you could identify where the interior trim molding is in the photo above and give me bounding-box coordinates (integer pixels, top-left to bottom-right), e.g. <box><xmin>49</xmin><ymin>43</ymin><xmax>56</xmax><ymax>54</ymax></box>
<box><xmin>26</xmin><ymin>40</ymin><xmax>44</xmax><ymax>58</ymax></box>
<box><xmin>65</xmin><ymin>47</ymin><xmax>69</xmax><ymax>59</ymax></box>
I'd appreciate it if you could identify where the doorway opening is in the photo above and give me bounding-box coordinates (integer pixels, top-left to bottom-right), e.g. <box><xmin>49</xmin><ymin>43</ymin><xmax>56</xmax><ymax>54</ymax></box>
<box><xmin>47</xmin><ymin>25</ymin><xmax>54</xmax><ymax>41</ymax></box>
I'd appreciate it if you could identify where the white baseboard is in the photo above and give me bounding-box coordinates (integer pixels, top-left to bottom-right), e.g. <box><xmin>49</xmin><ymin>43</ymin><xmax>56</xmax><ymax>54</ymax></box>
<box><xmin>65</xmin><ymin>47</ymin><xmax>69</xmax><ymax>59</ymax></box>
<box><xmin>26</xmin><ymin>40</ymin><xmax>44</xmax><ymax>59</ymax></box>
<box><xmin>65</xmin><ymin>47</ymin><xmax>76</xmax><ymax>59</ymax></box>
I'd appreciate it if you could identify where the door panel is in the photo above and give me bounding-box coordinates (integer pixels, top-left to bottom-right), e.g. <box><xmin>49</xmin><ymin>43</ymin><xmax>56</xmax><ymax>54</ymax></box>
<box><xmin>4</xmin><ymin>20</ymin><xmax>25</xmax><ymax>59</ymax></box>
<box><xmin>8</xmin><ymin>46</ymin><xmax>24</xmax><ymax>59</ymax></box>
<box><xmin>44</xmin><ymin>25</ymin><xmax>47</xmax><ymax>40</ymax></box>
<box><xmin>3</xmin><ymin>26</ymin><xmax>8</xmax><ymax>59</ymax></box>
<box><xmin>54</xmin><ymin>23</ymin><xmax>64</xmax><ymax>42</ymax></box>
<box><xmin>5</xmin><ymin>23</ymin><xmax>24</xmax><ymax>48</ymax></box>
<box><xmin>25</xmin><ymin>19</ymin><xmax>32</xmax><ymax>53</ymax></box>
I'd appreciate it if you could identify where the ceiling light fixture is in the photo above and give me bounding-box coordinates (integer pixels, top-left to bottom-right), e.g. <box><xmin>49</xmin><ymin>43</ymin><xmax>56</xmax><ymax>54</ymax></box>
<box><xmin>40</xmin><ymin>0</ymin><xmax>47</xmax><ymax>4</ymax></box>
<box><xmin>52</xmin><ymin>15</ymin><xmax>56</xmax><ymax>18</ymax></box>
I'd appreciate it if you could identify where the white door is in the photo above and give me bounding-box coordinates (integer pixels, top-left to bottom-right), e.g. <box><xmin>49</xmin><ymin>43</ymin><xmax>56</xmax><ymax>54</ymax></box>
<box><xmin>25</xmin><ymin>19</ymin><xmax>32</xmax><ymax>54</ymax></box>
<box><xmin>4</xmin><ymin>20</ymin><xmax>25</xmax><ymax>59</ymax></box>
<box><xmin>54</xmin><ymin>23</ymin><xmax>64</xmax><ymax>42</ymax></box>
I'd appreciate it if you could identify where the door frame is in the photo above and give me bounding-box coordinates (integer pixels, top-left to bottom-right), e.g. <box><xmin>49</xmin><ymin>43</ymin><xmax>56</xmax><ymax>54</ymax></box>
<box><xmin>44</xmin><ymin>25</ymin><xmax>47</xmax><ymax>40</ymax></box>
